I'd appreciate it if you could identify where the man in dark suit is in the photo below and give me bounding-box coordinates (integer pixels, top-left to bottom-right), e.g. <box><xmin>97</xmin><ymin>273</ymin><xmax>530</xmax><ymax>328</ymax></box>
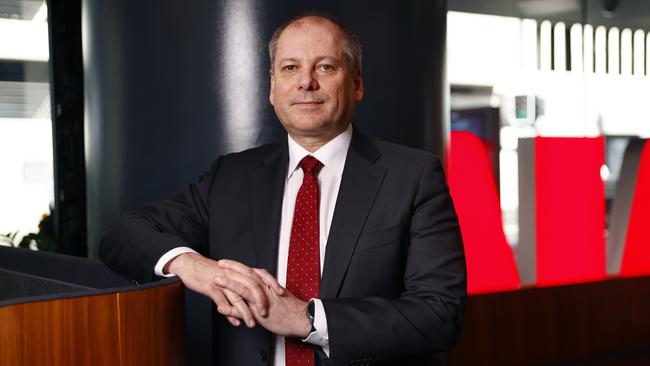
<box><xmin>100</xmin><ymin>13</ymin><xmax>466</xmax><ymax>366</ymax></box>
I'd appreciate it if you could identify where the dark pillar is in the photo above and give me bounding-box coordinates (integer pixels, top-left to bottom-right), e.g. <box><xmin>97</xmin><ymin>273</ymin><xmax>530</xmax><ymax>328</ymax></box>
<box><xmin>351</xmin><ymin>0</ymin><xmax>449</xmax><ymax>158</ymax></box>
<box><xmin>48</xmin><ymin>0</ymin><xmax>87</xmax><ymax>256</ymax></box>
<box><xmin>83</xmin><ymin>0</ymin><xmax>448</xmax><ymax>363</ymax></box>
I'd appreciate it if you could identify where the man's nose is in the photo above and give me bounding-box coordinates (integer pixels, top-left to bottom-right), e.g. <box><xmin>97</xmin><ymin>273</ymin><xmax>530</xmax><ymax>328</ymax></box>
<box><xmin>297</xmin><ymin>69</ymin><xmax>318</xmax><ymax>91</ymax></box>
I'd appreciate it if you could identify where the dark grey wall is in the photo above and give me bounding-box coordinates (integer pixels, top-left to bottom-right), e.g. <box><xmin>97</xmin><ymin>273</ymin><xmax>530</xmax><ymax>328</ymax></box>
<box><xmin>83</xmin><ymin>0</ymin><xmax>447</xmax><ymax>363</ymax></box>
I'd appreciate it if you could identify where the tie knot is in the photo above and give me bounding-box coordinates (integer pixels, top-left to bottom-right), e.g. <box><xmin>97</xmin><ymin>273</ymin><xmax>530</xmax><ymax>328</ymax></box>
<box><xmin>299</xmin><ymin>155</ymin><xmax>323</xmax><ymax>175</ymax></box>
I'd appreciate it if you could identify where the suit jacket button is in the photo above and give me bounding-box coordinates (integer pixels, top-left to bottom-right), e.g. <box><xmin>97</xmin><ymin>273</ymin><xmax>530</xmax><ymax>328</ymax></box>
<box><xmin>259</xmin><ymin>350</ymin><xmax>267</xmax><ymax>362</ymax></box>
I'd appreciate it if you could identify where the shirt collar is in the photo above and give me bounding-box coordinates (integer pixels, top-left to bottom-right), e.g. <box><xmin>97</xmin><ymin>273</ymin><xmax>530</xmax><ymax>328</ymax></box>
<box><xmin>287</xmin><ymin>124</ymin><xmax>353</xmax><ymax>179</ymax></box>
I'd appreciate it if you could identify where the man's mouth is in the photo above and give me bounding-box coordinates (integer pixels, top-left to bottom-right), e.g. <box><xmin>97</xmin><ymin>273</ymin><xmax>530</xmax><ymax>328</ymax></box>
<box><xmin>292</xmin><ymin>100</ymin><xmax>324</xmax><ymax>106</ymax></box>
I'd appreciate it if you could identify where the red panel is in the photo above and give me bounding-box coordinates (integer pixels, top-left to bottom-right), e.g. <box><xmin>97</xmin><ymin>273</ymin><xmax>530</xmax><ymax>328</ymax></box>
<box><xmin>448</xmin><ymin>131</ymin><xmax>520</xmax><ymax>294</ymax></box>
<box><xmin>620</xmin><ymin>140</ymin><xmax>650</xmax><ymax>276</ymax></box>
<box><xmin>535</xmin><ymin>137</ymin><xmax>606</xmax><ymax>286</ymax></box>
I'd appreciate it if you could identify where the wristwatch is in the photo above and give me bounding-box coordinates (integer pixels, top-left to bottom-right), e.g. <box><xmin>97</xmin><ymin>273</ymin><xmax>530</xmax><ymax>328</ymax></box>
<box><xmin>307</xmin><ymin>299</ymin><xmax>316</xmax><ymax>333</ymax></box>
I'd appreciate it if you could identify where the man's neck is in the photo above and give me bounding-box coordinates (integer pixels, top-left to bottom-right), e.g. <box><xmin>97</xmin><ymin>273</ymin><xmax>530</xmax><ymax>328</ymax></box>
<box><xmin>288</xmin><ymin>124</ymin><xmax>351</xmax><ymax>153</ymax></box>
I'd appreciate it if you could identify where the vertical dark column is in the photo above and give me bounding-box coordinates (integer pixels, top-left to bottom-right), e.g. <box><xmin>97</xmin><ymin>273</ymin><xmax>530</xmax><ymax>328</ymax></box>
<box><xmin>47</xmin><ymin>0</ymin><xmax>86</xmax><ymax>256</ymax></box>
<box><xmin>83</xmin><ymin>0</ymin><xmax>448</xmax><ymax>363</ymax></box>
<box><xmin>83</xmin><ymin>0</ymin><xmax>289</xmax><ymax>258</ymax></box>
<box><xmin>433</xmin><ymin>0</ymin><xmax>450</xmax><ymax>159</ymax></box>
<box><xmin>334</xmin><ymin>0</ymin><xmax>449</xmax><ymax>158</ymax></box>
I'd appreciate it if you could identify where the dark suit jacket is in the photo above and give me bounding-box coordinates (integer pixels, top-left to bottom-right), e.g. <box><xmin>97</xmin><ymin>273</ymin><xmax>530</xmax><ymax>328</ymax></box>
<box><xmin>100</xmin><ymin>129</ymin><xmax>467</xmax><ymax>366</ymax></box>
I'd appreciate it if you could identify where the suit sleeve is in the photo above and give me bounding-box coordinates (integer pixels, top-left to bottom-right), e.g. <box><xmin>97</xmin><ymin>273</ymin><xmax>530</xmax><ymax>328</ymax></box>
<box><xmin>99</xmin><ymin>157</ymin><xmax>221</xmax><ymax>284</ymax></box>
<box><xmin>321</xmin><ymin>156</ymin><xmax>467</xmax><ymax>364</ymax></box>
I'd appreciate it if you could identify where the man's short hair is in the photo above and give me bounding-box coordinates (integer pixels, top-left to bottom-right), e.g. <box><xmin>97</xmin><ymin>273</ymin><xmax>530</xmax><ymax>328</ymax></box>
<box><xmin>267</xmin><ymin>12</ymin><xmax>363</xmax><ymax>74</ymax></box>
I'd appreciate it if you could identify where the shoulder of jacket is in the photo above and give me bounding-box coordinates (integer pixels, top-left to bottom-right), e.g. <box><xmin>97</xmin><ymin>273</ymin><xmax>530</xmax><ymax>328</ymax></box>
<box><xmin>372</xmin><ymin>139</ymin><xmax>439</xmax><ymax>163</ymax></box>
<box><xmin>221</xmin><ymin>141</ymin><xmax>285</xmax><ymax>162</ymax></box>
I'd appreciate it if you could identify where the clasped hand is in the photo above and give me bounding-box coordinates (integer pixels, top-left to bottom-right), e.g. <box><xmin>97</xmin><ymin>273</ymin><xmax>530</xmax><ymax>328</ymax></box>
<box><xmin>166</xmin><ymin>253</ymin><xmax>311</xmax><ymax>338</ymax></box>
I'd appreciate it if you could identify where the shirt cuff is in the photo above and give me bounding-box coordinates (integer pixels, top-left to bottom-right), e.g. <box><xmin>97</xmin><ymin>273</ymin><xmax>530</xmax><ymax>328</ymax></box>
<box><xmin>302</xmin><ymin>298</ymin><xmax>330</xmax><ymax>357</ymax></box>
<box><xmin>153</xmin><ymin>246</ymin><xmax>198</xmax><ymax>277</ymax></box>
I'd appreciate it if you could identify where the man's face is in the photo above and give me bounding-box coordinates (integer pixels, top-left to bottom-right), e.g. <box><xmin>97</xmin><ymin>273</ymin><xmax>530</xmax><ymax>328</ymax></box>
<box><xmin>269</xmin><ymin>18</ymin><xmax>364</xmax><ymax>143</ymax></box>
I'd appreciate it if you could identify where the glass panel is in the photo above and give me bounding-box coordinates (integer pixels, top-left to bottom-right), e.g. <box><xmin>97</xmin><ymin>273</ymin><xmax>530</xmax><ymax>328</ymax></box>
<box><xmin>448</xmin><ymin>11</ymin><xmax>650</xmax><ymax>290</ymax></box>
<box><xmin>0</xmin><ymin>0</ymin><xmax>53</xmax><ymax>249</ymax></box>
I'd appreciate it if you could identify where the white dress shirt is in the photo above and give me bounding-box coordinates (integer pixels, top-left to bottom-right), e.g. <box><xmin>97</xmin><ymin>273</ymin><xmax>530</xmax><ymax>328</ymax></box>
<box><xmin>154</xmin><ymin>124</ymin><xmax>352</xmax><ymax>365</ymax></box>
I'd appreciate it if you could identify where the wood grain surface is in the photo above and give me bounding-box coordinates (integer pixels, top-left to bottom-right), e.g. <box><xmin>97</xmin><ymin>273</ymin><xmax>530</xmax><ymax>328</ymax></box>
<box><xmin>0</xmin><ymin>281</ymin><xmax>185</xmax><ymax>365</ymax></box>
<box><xmin>119</xmin><ymin>281</ymin><xmax>186</xmax><ymax>365</ymax></box>
<box><xmin>450</xmin><ymin>276</ymin><xmax>650</xmax><ymax>365</ymax></box>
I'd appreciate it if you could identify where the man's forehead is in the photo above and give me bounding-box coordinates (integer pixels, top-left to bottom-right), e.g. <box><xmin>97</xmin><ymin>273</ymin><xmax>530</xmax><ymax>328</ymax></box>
<box><xmin>279</xmin><ymin>17</ymin><xmax>342</xmax><ymax>45</ymax></box>
<box><xmin>288</xmin><ymin>16</ymin><xmax>338</xmax><ymax>30</ymax></box>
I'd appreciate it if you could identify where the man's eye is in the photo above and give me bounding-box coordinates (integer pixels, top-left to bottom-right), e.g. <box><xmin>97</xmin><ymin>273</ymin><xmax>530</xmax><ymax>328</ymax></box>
<box><xmin>283</xmin><ymin>65</ymin><xmax>297</xmax><ymax>72</ymax></box>
<box><xmin>317</xmin><ymin>64</ymin><xmax>335</xmax><ymax>72</ymax></box>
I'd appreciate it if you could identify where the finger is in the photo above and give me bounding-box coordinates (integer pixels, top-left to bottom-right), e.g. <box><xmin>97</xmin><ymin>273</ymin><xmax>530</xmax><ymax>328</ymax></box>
<box><xmin>253</xmin><ymin>268</ymin><xmax>285</xmax><ymax>296</ymax></box>
<box><xmin>226</xmin><ymin>290</ymin><xmax>256</xmax><ymax>328</ymax></box>
<box><xmin>212</xmin><ymin>288</ymin><xmax>241</xmax><ymax>321</ymax></box>
<box><xmin>216</xmin><ymin>260</ymin><xmax>271</xmax><ymax>308</ymax></box>
<box><xmin>216</xmin><ymin>259</ymin><xmax>251</xmax><ymax>271</ymax></box>
<box><xmin>217</xmin><ymin>259</ymin><xmax>265</xmax><ymax>283</ymax></box>
<box><xmin>223</xmin><ymin>289</ymin><xmax>256</xmax><ymax>328</ymax></box>
<box><xmin>214</xmin><ymin>271</ymin><xmax>269</xmax><ymax>316</ymax></box>
<box><xmin>227</xmin><ymin>316</ymin><xmax>241</xmax><ymax>327</ymax></box>
<box><xmin>212</xmin><ymin>290</ymin><xmax>244</xmax><ymax>327</ymax></box>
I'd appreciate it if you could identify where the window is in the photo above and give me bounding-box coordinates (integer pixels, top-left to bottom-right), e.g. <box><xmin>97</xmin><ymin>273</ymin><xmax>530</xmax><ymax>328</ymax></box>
<box><xmin>0</xmin><ymin>1</ymin><xmax>53</xmax><ymax>249</ymax></box>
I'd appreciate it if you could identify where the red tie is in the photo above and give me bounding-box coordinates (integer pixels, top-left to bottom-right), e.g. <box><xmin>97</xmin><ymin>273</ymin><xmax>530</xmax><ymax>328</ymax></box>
<box><xmin>285</xmin><ymin>155</ymin><xmax>323</xmax><ymax>366</ymax></box>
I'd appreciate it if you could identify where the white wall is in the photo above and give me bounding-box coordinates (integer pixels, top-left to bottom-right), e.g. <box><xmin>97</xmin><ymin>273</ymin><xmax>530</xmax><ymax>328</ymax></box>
<box><xmin>0</xmin><ymin>118</ymin><xmax>53</xmax><ymax>239</ymax></box>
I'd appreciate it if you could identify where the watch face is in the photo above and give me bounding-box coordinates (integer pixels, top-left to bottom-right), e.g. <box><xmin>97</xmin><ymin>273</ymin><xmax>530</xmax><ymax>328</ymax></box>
<box><xmin>307</xmin><ymin>300</ymin><xmax>316</xmax><ymax>332</ymax></box>
<box><xmin>308</xmin><ymin>300</ymin><xmax>315</xmax><ymax>317</ymax></box>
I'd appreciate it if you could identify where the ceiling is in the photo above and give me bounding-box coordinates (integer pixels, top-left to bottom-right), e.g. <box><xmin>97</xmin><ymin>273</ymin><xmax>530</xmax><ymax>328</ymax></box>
<box><xmin>0</xmin><ymin>1</ymin><xmax>49</xmax><ymax>118</ymax></box>
<box><xmin>0</xmin><ymin>0</ymin><xmax>43</xmax><ymax>20</ymax></box>
<box><xmin>449</xmin><ymin>0</ymin><xmax>650</xmax><ymax>31</ymax></box>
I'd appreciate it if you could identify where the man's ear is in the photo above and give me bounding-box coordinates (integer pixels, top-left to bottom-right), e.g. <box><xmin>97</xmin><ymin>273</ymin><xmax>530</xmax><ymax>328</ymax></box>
<box><xmin>269</xmin><ymin>69</ymin><xmax>275</xmax><ymax>106</ymax></box>
<box><xmin>353</xmin><ymin>70</ymin><xmax>364</xmax><ymax>102</ymax></box>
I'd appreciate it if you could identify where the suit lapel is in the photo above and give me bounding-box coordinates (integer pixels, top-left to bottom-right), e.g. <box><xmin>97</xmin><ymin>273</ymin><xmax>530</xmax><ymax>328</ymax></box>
<box><xmin>249</xmin><ymin>143</ymin><xmax>288</xmax><ymax>276</ymax></box>
<box><xmin>320</xmin><ymin>131</ymin><xmax>386</xmax><ymax>298</ymax></box>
